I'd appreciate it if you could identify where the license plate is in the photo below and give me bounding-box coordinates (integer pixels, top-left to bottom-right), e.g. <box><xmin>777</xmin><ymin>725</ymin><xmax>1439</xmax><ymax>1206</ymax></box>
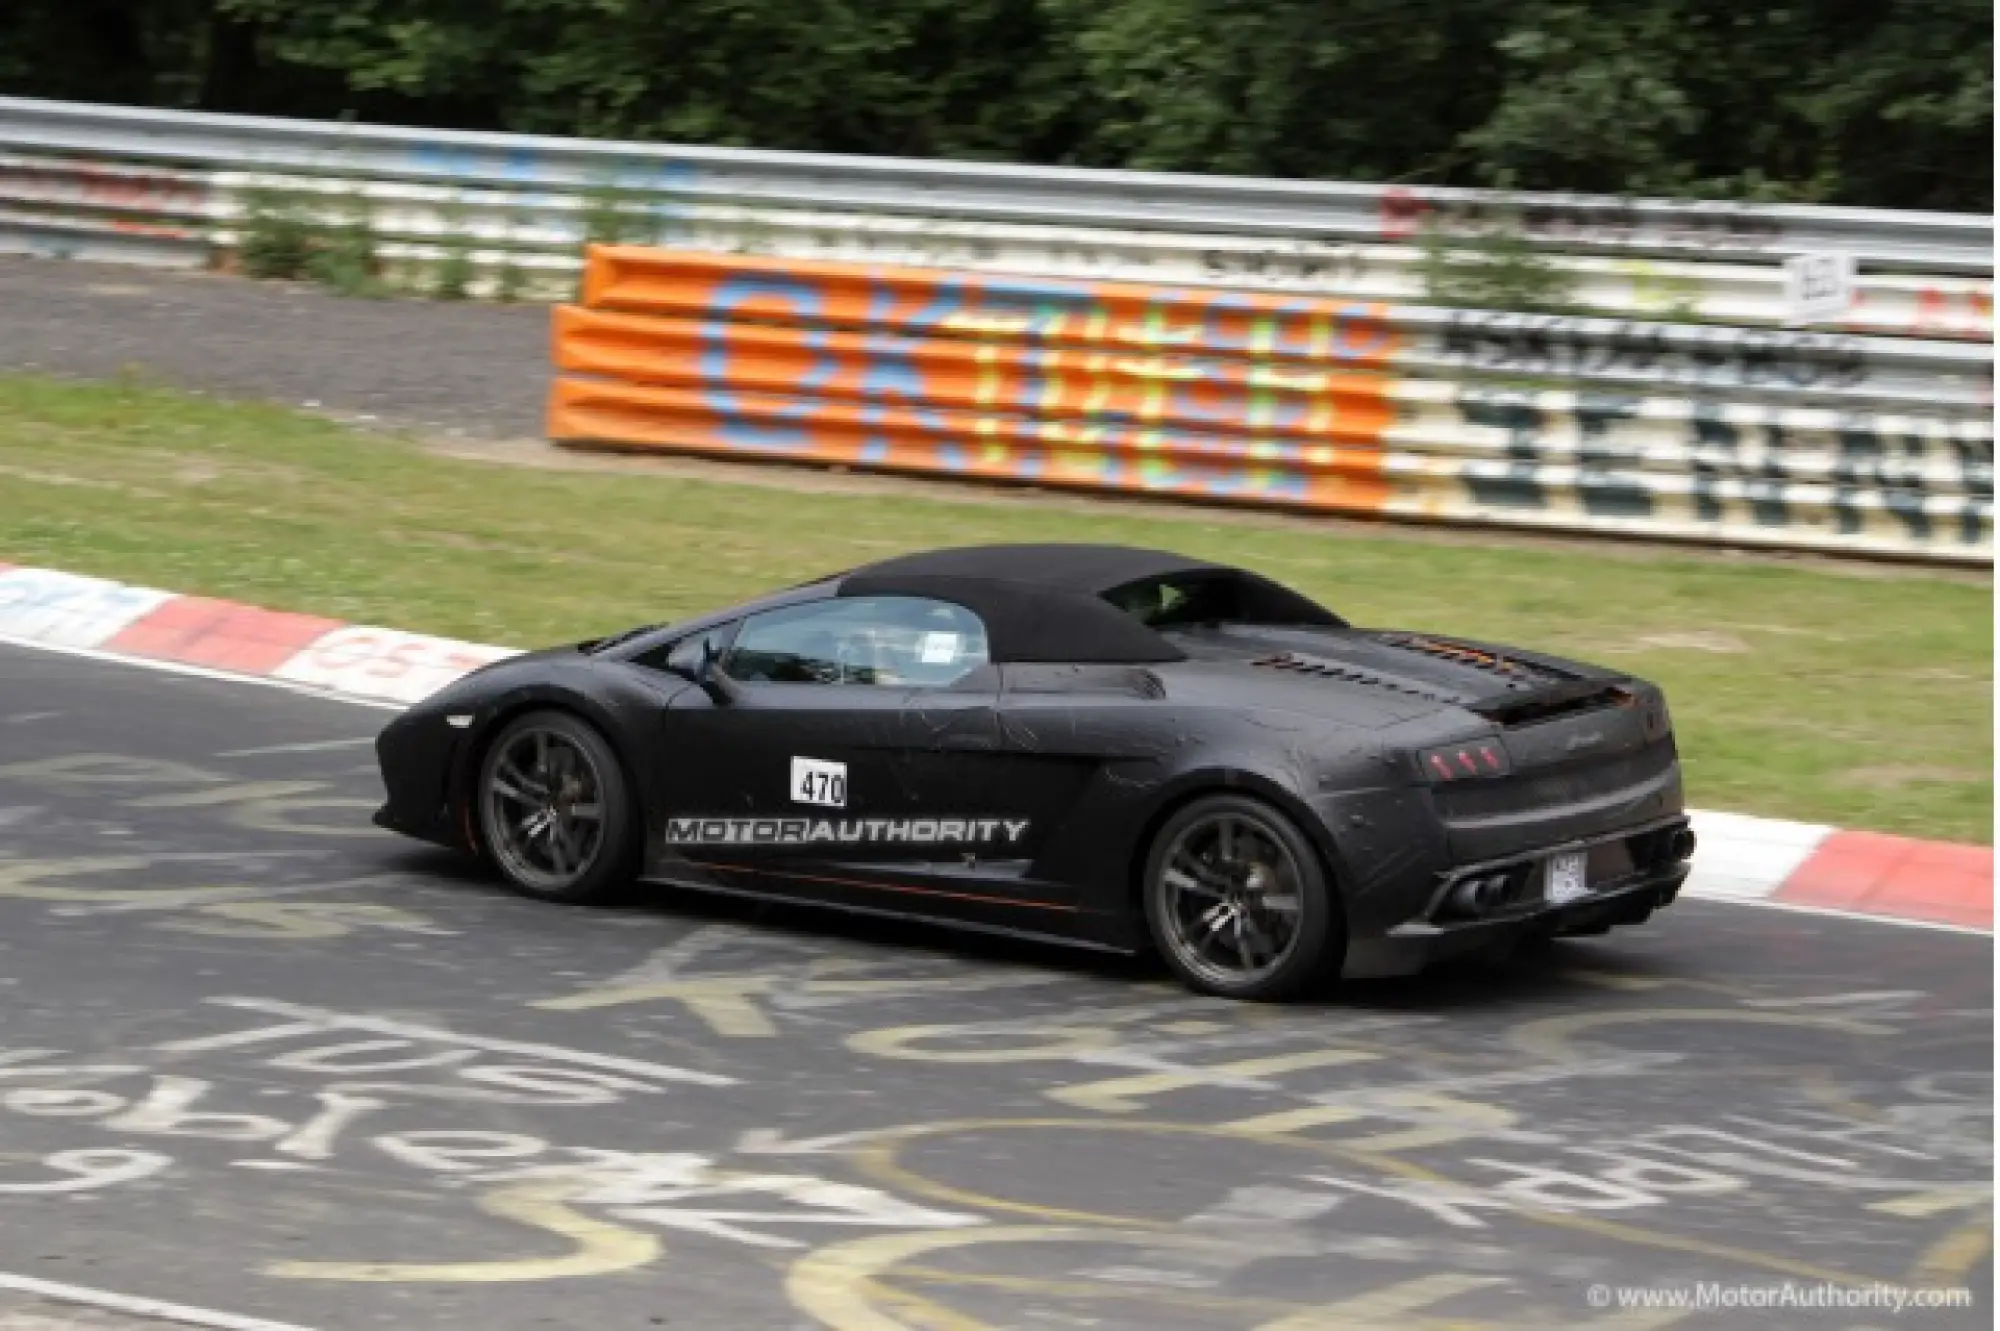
<box><xmin>1545</xmin><ymin>852</ymin><xmax>1589</xmax><ymax>904</ymax></box>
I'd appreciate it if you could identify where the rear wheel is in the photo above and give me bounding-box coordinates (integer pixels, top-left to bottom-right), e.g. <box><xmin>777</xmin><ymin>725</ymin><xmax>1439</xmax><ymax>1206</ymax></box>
<box><xmin>476</xmin><ymin>710</ymin><xmax>637</xmax><ymax>904</ymax></box>
<box><xmin>1141</xmin><ymin>794</ymin><xmax>1341</xmax><ymax>1000</ymax></box>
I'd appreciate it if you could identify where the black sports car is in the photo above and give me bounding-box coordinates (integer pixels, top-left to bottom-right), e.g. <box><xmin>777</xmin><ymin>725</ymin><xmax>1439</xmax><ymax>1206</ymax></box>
<box><xmin>375</xmin><ymin>544</ymin><xmax>1693</xmax><ymax>999</ymax></box>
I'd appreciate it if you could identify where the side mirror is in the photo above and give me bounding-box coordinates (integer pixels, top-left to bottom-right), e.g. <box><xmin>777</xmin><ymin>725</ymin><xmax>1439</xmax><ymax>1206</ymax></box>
<box><xmin>693</xmin><ymin>635</ymin><xmax>741</xmax><ymax>706</ymax></box>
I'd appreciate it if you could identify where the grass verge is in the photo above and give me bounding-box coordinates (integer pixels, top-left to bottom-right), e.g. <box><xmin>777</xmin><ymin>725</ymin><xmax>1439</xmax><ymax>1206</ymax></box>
<box><xmin>0</xmin><ymin>373</ymin><xmax>1989</xmax><ymax>843</ymax></box>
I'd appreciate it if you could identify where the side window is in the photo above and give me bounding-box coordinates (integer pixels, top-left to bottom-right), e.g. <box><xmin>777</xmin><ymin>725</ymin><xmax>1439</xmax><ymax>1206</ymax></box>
<box><xmin>722</xmin><ymin>597</ymin><xmax>989</xmax><ymax>688</ymax></box>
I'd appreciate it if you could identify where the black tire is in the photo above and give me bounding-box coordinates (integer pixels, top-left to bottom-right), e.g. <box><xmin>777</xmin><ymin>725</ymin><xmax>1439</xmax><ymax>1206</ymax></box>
<box><xmin>475</xmin><ymin>709</ymin><xmax>638</xmax><ymax>905</ymax></box>
<box><xmin>1141</xmin><ymin>793</ymin><xmax>1342</xmax><ymax>1000</ymax></box>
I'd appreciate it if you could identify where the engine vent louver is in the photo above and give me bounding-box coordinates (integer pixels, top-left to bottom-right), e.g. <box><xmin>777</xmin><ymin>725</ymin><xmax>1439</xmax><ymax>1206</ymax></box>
<box><xmin>1369</xmin><ymin>632</ymin><xmax>1574</xmax><ymax>692</ymax></box>
<box><xmin>1251</xmin><ymin>652</ymin><xmax>1477</xmax><ymax>707</ymax></box>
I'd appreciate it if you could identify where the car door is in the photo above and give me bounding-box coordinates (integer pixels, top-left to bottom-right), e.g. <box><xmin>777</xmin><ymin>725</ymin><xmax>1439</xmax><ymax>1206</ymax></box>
<box><xmin>651</xmin><ymin>594</ymin><xmax>1022</xmax><ymax>900</ymax></box>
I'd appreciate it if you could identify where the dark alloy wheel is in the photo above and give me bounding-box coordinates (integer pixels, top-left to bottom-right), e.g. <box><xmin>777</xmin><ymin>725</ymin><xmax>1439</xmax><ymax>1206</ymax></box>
<box><xmin>1141</xmin><ymin>794</ymin><xmax>1341</xmax><ymax>1000</ymax></box>
<box><xmin>476</xmin><ymin>710</ymin><xmax>637</xmax><ymax>904</ymax></box>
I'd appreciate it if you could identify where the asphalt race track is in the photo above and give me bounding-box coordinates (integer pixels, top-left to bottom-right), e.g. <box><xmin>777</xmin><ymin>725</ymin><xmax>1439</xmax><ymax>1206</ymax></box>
<box><xmin>0</xmin><ymin>639</ymin><xmax>1990</xmax><ymax>1330</ymax></box>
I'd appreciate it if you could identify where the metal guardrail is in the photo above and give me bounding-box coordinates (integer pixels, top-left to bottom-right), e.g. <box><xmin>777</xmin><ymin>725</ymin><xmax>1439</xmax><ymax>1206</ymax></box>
<box><xmin>2</xmin><ymin>151</ymin><xmax>1993</xmax><ymax>342</ymax></box>
<box><xmin>0</xmin><ymin>98</ymin><xmax>1991</xmax><ymax>562</ymax></box>
<box><xmin>1</xmin><ymin>96</ymin><xmax>1991</xmax><ymax>273</ymax></box>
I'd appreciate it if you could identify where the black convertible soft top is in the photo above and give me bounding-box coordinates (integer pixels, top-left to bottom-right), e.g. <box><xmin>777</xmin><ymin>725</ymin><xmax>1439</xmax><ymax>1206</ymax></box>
<box><xmin>837</xmin><ymin>544</ymin><xmax>1339</xmax><ymax>664</ymax></box>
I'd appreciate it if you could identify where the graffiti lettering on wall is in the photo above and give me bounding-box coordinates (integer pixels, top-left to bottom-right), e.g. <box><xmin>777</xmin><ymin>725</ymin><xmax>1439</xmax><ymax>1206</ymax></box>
<box><xmin>1688</xmin><ymin>403</ymin><xmax>1992</xmax><ymax>543</ymax></box>
<box><xmin>586</xmin><ymin>251</ymin><xmax>1402</xmax><ymax>367</ymax></box>
<box><xmin>555</xmin><ymin>252</ymin><xmax>1406</xmax><ymax>508</ymax></box>
<box><xmin>554</xmin><ymin>248</ymin><xmax>1991</xmax><ymax>559</ymax></box>
<box><xmin>1199</xmin><ymin>245</ymin><xmax>1370</xmax><ymax>287</ymax></box>
<box><xmin>1454</xmin><ymin>390</ymin><xmax>1650</xmax><ymax>518</ymax></box>
<box><xmin>1</xmin><ymin>159</ymin><xmax>208</xmax><ymax>214</ymax></box>
<box><xmin>1380</xmin><ymin>186</ymin><xmax>1785</xmax><ymax>251</ymax></box>
<box><xmin>1452</xmin><ymin>388</ymin><xmax>1993</xmax><ymax>544</ymax></box>
<box><xmin>1442</xmin><ymin>311</ymin><xmax>1869</xmax><ymax>390</ymax></box>
<box><xmin>1890</xmin><ymin>285</ymin><xmax>1998</xmax><ymax>341</ymax></box>
<box><xmin>556</xmin><ymin>311</ymin><xmax>1402</xmax><ymax>469</ymax></box>
<box><xmin>402</xmin><ymin>142</ymin><xmax>698</xmax><ymax>203</ymax></box>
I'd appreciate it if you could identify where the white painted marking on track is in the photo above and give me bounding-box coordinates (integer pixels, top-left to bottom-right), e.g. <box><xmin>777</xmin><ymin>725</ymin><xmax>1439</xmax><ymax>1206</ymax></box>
<box><xmin>0</xmin><ymin>1272</ymin><xmax>317</xmax><ymax>1331</ymax></box>
<box><xmin>1741</xmin><ymin>990</ymin><xmax>1927</xmax><ymax>1008</ymax></box>
<box><xmin>0</xmin><ymin>633</ymin><xmax>403</xmax><ymax>712</ymax></box>
<box><xmin>170</xmin><ymin>997</ymin><xmax>738</xmax><ymax>1087</ymax></box>
<box><xmin>216</xmin><ymin>737</ymin><xmax>378</xmax><ymax>758</ymax></box>
<box><xmin>49</xmin><ymin>878</ymin><xmax>399</xmax><ymax>918</ymax></box>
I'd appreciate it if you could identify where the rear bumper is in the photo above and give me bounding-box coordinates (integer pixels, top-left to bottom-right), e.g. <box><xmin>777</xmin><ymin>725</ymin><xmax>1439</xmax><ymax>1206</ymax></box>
<box><xmin>1341</xmin><ymin>814</ymin><xmax>1691</xmax><ymax>979</ymax></box>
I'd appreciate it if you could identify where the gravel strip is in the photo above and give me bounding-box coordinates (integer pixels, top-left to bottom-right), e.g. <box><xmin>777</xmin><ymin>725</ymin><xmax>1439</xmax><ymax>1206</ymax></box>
<box><xmin>0</xmin><ymin>257</ymin><xmax>548</xmax><ymax>439</ymax></box>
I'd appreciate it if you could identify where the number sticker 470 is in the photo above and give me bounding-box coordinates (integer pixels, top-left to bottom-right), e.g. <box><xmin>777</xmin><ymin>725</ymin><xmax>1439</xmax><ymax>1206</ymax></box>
<box><xmin>791</xmin><ymin>757</ymin><xmax>847</xmax><ymax>808</ymax></box>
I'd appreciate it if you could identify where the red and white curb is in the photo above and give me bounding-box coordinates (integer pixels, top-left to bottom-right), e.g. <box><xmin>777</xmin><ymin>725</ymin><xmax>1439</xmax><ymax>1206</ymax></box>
<box><xmin>2</xmin><ymin>563</ymin><xmax>1989</xmax><ymax>933</ymax></box>
<box><xmin>0</xmin><ymin>564</ymin><xmax>515</xmax><ymax>705</ymax></box>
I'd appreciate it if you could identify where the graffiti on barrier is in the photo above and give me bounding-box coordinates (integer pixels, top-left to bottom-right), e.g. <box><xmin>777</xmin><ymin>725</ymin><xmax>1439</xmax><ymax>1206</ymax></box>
<box><xmin>552</xmin><ymin>248</ymin><xmax>1991</xmax><ymax>559</ymax></box>
<box><xmin>1199</xmin><ymin>244</ymin><xmax>1371</xmax><ymax>286</ymax></box>
<box><xmin>1453</xmin><ymin>390</ymin><xmax>1655</xmax><ymax>518</ymax></box>
<box><xmin>586</xmin><ymin>252</ymin><xmax>1402</xmax><ymax>366</ymax></box>
<box><xmin>1441</xmin><ymin>310</ymin><xmax>1870</xmax><ymax>390</ymax></box>
<box><xmin>1380</xmin><ymin>186</ymin><xmax>1786</xmax><ymax>251</ymax></box>
<box><xmin>1687</xmin><ymin>405</ymin><xmax>1993</xmax><ymax>543</ymax></box>
<box><xmin>1</xmin><ymin>159</ymin><xmax>208</xmax><ymax>214</ymax></box>
<box><xmin>554</xmin><ymin>256</ymin><xmax>1406</xmax><ymax>505</ymax></box>
<box><xmin>1831</xmin><ymin>419</ymin><xmax>1994</xmax><ymax>543</ymax></box>
<box><xmin>1450</xmin><ymin>388</ymin><xmax>1993</xmax><ymax>544</ymax></box>
<box><xmin>1858</xmin><ymin>284</ymin><xmax>1995</xmax><ymax>341</ymax></box>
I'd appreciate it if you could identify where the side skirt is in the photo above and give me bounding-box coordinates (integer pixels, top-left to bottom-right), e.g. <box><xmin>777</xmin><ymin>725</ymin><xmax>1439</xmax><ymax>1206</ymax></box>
<box><xmin>636</xmin><ymin>870</ymin><xmax>1141</xmax><ymax>956</ymax></box>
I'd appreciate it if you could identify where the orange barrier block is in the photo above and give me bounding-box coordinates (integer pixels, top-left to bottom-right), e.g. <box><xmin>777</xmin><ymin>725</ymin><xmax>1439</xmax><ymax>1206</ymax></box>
<box><xmin>551</xmin><ymin>305</ymin><xmax>1398</xmax><ymax>446</ymax></box>
<box><xmin>578</xmin><ymin>247</ymin><xmax>1404</xmax><ymax>369</ymax></box>
<box><xmin>547</xmin><ymin>376</ymin><xmax>1394</xmax><ymax>515</ymax></box>
<box><xmin>551</xmin><ymin>245</ymin><xmax>1408</xmax><ymax>516</ymax></box>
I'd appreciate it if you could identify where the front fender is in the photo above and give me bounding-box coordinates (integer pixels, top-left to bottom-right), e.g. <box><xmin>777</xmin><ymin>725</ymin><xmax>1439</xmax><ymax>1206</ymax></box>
<box><xmin>445</xmin><ymin>662</ymin><xmax>687</xmax><ymax>852</ymax></box>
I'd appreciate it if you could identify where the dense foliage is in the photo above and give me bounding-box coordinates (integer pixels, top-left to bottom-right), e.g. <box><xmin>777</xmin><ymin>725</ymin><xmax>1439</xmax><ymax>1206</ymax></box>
<box><xmin>1</xmin><ymin>0</ymin><xmax>1988</xmax><ymax>210</ymax></box>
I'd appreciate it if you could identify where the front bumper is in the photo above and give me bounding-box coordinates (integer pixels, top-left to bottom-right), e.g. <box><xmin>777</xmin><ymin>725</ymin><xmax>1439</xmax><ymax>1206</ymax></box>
<box><xmin>372</xmin><ymin>710</ymin><xmax>468</xmax><ymax>850</ymax></box>
<box><xmin>1341</xmin><ymin>815</ymin><xmax>1691</xmax><ymax>978</ymax></box>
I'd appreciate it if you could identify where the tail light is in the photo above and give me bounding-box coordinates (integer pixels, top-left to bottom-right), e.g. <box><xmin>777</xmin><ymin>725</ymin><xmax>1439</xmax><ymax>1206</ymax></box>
<box><xmin>1420</xmin><ymin>737</ymin><xmax>1512</xmax><ymax>782</ymax></box>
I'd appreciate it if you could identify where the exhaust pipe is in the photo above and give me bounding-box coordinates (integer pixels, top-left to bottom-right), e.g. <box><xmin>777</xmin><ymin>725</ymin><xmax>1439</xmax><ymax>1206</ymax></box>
<box><xmin>1446</xmin><ymin>875</ymin><xmax>1507</xmax><ymax>918</ymax></box>
<box><xmin>1667</xmin><ymin>828</ymin><xmax>1698</xmax><ymax>862</ymax></box>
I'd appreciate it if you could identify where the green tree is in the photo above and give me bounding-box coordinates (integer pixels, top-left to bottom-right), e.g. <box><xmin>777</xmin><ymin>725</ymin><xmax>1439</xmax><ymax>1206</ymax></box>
<box><xmin>1463</xmin><ymin>0</ymin><xmax>1993</xmax><ymax>205</ymax></box>
<box><xmin>1044</xmin><ymin>0</ymin><xmax>1514</xmax><ymax>182</ymax></box>
<box><xmin>0</xmin><ymin>0</ymin><xmax>1988</xmax><ymax>212</ymax></box>
<box><xmin>217</xmin><ymin>0</ymin><xmax>1081</xmax><ymax>159</ymax></box>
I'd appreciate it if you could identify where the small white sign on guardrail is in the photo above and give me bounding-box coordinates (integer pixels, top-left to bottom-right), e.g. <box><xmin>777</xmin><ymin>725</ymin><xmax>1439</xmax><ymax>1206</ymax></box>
<box><xmin>1783</xmin><ymin>251</ymin><xmax>1855</xmax><ymax>324</ymax></box>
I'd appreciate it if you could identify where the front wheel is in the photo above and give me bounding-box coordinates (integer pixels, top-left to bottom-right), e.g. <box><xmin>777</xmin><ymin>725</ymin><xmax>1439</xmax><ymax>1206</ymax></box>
<box><xmin>475</xmin><ymin>710</ymin><xmax>637</xmax><ymax>905</ymax></box>
<box><xmin>1141</xmin><ymin>794</ymin><xmax>1342</xmax><ymax>1000</ymax></box>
